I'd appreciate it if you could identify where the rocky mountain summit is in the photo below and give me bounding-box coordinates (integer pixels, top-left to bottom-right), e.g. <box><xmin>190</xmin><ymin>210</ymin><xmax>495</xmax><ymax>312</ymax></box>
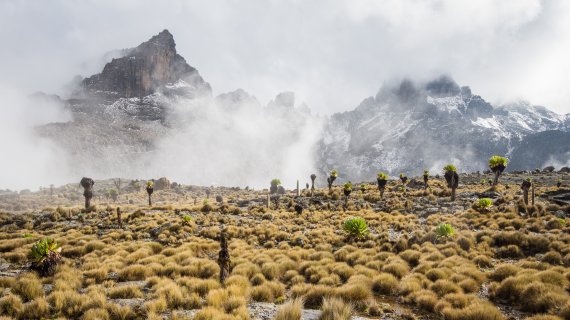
<box><xmin>79</xmin><ymin>29</ymin><xmax>211</xmax><ymax>101</ymax></box>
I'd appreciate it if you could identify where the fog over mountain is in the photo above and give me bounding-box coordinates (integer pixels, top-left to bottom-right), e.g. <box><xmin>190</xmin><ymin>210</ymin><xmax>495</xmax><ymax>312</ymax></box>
<box><xmin>1</xmin><ymin>0</ymin><xmax>570</xmax><ymax>190</ymax></box>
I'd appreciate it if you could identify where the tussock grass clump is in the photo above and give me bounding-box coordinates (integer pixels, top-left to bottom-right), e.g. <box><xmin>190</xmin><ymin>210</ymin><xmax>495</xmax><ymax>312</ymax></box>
<box><xmin>430</xmin><ymin>279</ymin><xmax>462</xmax><ymax>297</ymax></box>
<box><xmin>490</xmin><ymin>264</ymin><xmax>520</xmax><ymax>282</ymax></box>
<box><xmin>440</xmin><ymin>301</ymin><xmax>505</xmax><ymax>320</ymax></box>
<box><xmin>0</xmin><ymin>294</ymin><xmax>24</xmax><ymax>317</ymax></box>
<box><xmin>319</xmin><ymin>297</ymin><xmax>353</xmax><ymax>320</ymax></box>
<box><xmin>371</xmin><ymin>273</ymin><xmax>398</xmax><ymax>295</ymax></box>
<box><xmin>108</xmin><ymin>285</ymin><xmax>144</xmax><ymax>299</ymax></box>
<box><xmin>275</xmin><ymin>298</ymin><xmax>304</xmax><ymax>320</ymax></box>
<box><xmin>12</xmin><ymin>273</ymin><xmax>43</xmax><ymax>302</ymax></box>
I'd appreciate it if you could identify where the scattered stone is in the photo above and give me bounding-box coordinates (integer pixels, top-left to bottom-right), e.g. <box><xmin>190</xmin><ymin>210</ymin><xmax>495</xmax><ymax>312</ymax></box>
<box><xmin>543</xmin><ymin>166</ymin><xmax>555</xmax><ymax>173</ymax></box>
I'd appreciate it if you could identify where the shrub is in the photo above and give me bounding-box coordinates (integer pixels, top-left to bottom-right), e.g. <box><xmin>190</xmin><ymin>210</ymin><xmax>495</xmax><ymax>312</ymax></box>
<box><xmin>489</xmin><ymin>156</ymin><xmax>508</xmax><ymax>170</ymax></box>
<box><xmin>477</xmin><ymin>198</ymin><xmax>493</xmax><ymax>209</ymax></box>
<box><xmin>29</xmin><ymin>238</ymin><xmax>62</xmax><ymax>276</ymax></box>
<box><xmin>342</xmin><ymin>217</ymin><xmax>369</xmax><ymax>239</ymax></box>
<box><xmin>435</xmin><ymin>223</ymin><xmax>455</xmax><ymax>241</ymax></box>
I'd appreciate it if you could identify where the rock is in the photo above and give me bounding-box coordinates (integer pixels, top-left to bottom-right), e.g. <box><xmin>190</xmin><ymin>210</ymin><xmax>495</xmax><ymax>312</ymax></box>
<box><xmin>43</xmin><ymin>284</ymin><xmax>54</xmax><ymax>295</ymax></box>
<box><xmin>559</xmin><ymin>167</ymin><xmax>570</xmax><ymax>173</ymax></box>
<box><xmin>554</xmin><ymin>210</ymin><xmax>567</xmax><ymax>219</ymax></box>
<box><xmin>543</xmin><ymin>166</ymin><xmax>555</xmax><ymax>173</ymax></box>
<box><xmin>150</xmin><ymin>222</ymin><xmax>172</xmax><ymax>237</ymax></box>
<box><xmin>406</xmin><ymin>179</ymin><xmax>425</xmax><ymax>189</ymax></box>
<box><xmin>154</xmin><ymin>177</ymin><xmax>171</xmax><ymax>191</ymax></box>
<box><xmin>81</xmin><ymin>29</ymin><xmax>211</xmax><ymax>101</ymax></box>
<box><xmin>476</xmin><ymin>191</ymin><xmax>502</xmax><ymax>199</ymax></box>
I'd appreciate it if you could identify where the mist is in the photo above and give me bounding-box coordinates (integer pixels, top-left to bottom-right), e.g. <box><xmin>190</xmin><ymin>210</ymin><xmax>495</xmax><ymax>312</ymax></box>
<box><xmin>0</xmin><ymin>86</ymin><xmax>73</xmax><ymax>190</ymax></box>
<box><xmin>149</xmin><ymin>94</ymin><xmax>323</xmax><ymax>190</ymax></box>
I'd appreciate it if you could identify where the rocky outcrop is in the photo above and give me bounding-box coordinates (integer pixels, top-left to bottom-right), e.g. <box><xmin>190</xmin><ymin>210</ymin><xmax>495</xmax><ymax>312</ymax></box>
<box><xmin>80</xmin><ymin>29</ymin><xmax>211</xmax><ymax>101</ymax></box>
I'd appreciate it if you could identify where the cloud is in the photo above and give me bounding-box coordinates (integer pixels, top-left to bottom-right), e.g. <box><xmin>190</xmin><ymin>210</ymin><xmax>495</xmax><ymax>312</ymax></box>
<box><xmin>0</xmin><ymin>86</ymin><xmax>72</xmax><ymax>190</ymax></box>
<box><xmin>0</xmin><ymin>0</ymin><xmax>569</xmax><ymax>115</ymax></box>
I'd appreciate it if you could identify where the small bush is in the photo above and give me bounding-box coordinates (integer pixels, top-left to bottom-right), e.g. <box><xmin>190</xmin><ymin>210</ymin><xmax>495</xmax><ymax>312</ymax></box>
<box><xmin>342</xmin><ymin>217</ymin><xmax>369</xmax><ymax>239</ymax></box>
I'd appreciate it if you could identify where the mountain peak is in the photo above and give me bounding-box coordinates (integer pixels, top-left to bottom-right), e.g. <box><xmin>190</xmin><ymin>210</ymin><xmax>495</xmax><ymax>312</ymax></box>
<box><xmin>79</xmin><ymin>30</ymin><xmax>210</xmax><ymax>101</ymax></box>
<box><xmin>135</xmin><ymin>29</ymin><xmax>176</xmax><ymax>53</ymax></box>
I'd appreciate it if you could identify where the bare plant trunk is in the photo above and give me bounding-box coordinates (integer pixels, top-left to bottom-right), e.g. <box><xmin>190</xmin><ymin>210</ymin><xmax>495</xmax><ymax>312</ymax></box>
<box><xmin>81</xmin><ymin>178</ymin><xmax>95</xmax><ymax>211</ymax></box>
<box><xmin>117</xmin><ymin>207</ymin><xmax>122</xmax><ymax>228</ymax></box>
<box><xmin>450</xmin><ymin>174</ymin><xmax>456</xmax><ymax>202</ymax></box>
<box><xmin>493</xmin><ymin>171</ymin><xmax>500</xmax><ymax>186</ymax></box>
<box><xmin>267</xmin><ymin>193</ymin><xmax>271</xmax><ymax>209</ymax></box>
<box><xmin>296</xmin><ymin>180</ymin><xmax>300</xmax><ymax>197</ymax></box>
<box><xmin>218</xmin><ymin>233</ymin><xmax>230</xmax><ymax>285</ymax></box>
<box><xmin>148</xmin><ymin>195</ymin><xmax>152</xmax><ymax>206</ymax></box>
<box><xmin>531</xmin><ymin>183</ymin><xmax>535</xmax><ymax>206</ymax></box>
<box><xmin>523</xmin><ymin>189</ymin><xmax>529</xmax><ymax>206</ymax></box>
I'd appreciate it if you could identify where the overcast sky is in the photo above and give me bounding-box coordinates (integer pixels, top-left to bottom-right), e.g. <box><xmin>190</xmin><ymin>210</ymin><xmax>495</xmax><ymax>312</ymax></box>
<box><xmin>1</xmin><ymin>0</ymin><xmax>569</xmax><ymax>114</ymax></box>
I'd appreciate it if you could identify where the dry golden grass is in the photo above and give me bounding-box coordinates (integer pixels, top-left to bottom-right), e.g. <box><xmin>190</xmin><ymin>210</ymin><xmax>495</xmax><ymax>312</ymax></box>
<box><xmin>319</xmin><ymin>297</ymin><xmax>353</xmax><ymax>320</ymax></box>
<box><xmin>275</xmin><ymin>298</ymin><xmax>304</xmax><ymax>320</ymax></box>
<box><xmin>0</xmin><ymin>175</ymin><xmax>569</xmax><ymax>319</ymax></box>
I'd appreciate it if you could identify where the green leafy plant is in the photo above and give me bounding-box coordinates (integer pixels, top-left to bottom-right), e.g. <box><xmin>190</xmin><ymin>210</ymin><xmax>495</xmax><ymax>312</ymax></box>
<box><xmin>443</xmin><ymin>164</ymin><xmax>459</xmax><ymax>201</ymax></box>
<box><xmin>489</xmin><ymin>155</ymin><xmax>508</xmax><ymax>186</ymax></box>
<box><xmin>477</xmin><ymin>198</ymin><xmax>493</xmax><ymax>209</ymax></box>
<box><xmin>146</xmin><ymin>181</ymin><xmax>154</xmax><ymax>206</ymax></box>
<box><xmin>377</xmin><ymin>172</ymin><xmax>388</xmax><ymax>198</ymax></box>
<box><xmin>29</xmin><ymin>238</ymin><xmax>62</xmax><ymax>276</ymax></box>
<box><xmin>343</xmin><ymin>217</ymin><xmax>369</xmax><ymax>239</ymax></box>
<box><xmin>327</xmin><ymin>170</ymin><xmax>338</xmax><ymax>190</ymax></box>
<box><xmin>343</xmin><ymin>182</ymin><xmax>353</xmax><ymax>199</ymax></box>
<box><xmin>435</xmin><ymin>223</ymin><xmax>455</xmax><ymax>241</ymax></box>
<box><xmin>22</xmin><ymin>233</ymin><xmax>33</xmax><ymax>238</ymax></box>
<box><xmin>182</xmin><ymin>215</ymin><xmax>192</xmax><ymax>225</ymax></box>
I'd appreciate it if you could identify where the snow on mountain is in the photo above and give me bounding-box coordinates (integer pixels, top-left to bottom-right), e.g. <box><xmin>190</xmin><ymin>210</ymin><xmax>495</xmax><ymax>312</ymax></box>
<box><xmin>319</xmin><ymin>75</ymin><xmax>570</xmax><ymax>181</ymax></box>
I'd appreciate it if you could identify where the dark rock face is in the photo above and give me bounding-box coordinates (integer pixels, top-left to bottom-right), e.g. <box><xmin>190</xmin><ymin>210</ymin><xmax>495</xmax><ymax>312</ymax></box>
<box><xmin>80</xmin><ymin>30</ymin><xmax>211</xmax><ymax>101</ymax></box>
<box><xmin>509</xmin><ymin>131</ymin><xmax>570</xmax><ymax>171</ymax></box>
